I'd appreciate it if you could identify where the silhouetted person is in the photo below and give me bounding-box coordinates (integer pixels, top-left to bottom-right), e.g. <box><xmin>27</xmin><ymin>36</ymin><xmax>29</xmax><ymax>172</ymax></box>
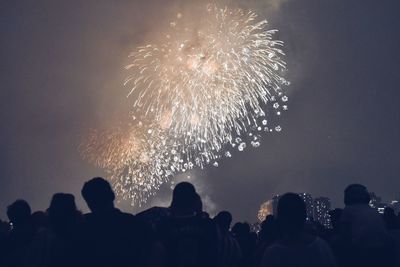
<box><xmin>136</xmin><ymin>206</ymin><xmax>171</xmax><ymax>232</ymax></box>
<box><xmin>0</xmin><ymin>219</ymin><xmax>11</xmax><ymax>266</ymax></box>
<box><xmin>194</xmin><ymin>193</ymin><xmax>210</xmax><ymax>219</ymax></box>
<box><xmin>304</xmin><ymin>218</ymin><xmax>324</xmax><ymax>238</ymax></box>
<box><xmin>27</xmin><ymin>193</ymin><xmax>83</xmax><ymax>267</ymax></box>
<box><xmin>81</xmin><ymin>177</ymin><xmax>151</xmax><ymax>267</ymax></box>
<box><xmin>5</xmin><ymin>199</ymin><xmax>34</xmax><ymax>267</ymax></box>
<box><xmin>169</xmin><ymin>182</ymin><xmax>196</xmax><ymax>215</ymax></box>
<box><xmin>31</xmin><ymin>211</ymin><xmax>48</xmax><ymax>234</ymax></box>
<box><xmin>341</xmin><ymin>184</ymin><xmax>394</xmax><ymax>267</ymax></box>
<box><xmin>260</xmin><ymin>193</ymin><xmax>336</xmax><ymax>267</ymax></box>
<box><xmin>48</xmin><ymin>194</ymin><xmax>82</xmax><ymax>235</ymax></box>
<box><xmin>329</xmin><ymin>209</ymin><xmax>343</xmax><ymax>234</ymax></box>
<box><xmin>326</xmin><ymin>208</ymin><xmax>347</xmax><ymax>267</ymax></box>
<box><xmin>254</xmin><ymin>215</ymin><xmax>277</xmax><ymax>266</ymax></box>
<box><xmin>383</xmin><ymin>207</ymin><xmax>399</xmax><ymax>230</ymax></box>
<box><xmin>232</xmin><ymin>222</ymin><xmax>256</xmax><ymax>267</ymax></box>
<box><xmin>214</xmin><ymin>211</ymin><xmax>242</xmax><ymax>267</ymax></box>
<box><xmin>214</xmin><ymin>211</ymin><xmax>232</xmax><ymax>233</ymax></box>
<box><xmin>0</xmin><ymin>219</ymin><xmax>11</xmax><ymax>236</ymax></box>
<box><xmin>157</xmin><ymin>182</ymin><xmax>218</xmax><ymax>267</ymax></box>
<box><xmin>383</xmin><ymin>207</ymin><xmax>400</xmax><ymax>266</ymax></box>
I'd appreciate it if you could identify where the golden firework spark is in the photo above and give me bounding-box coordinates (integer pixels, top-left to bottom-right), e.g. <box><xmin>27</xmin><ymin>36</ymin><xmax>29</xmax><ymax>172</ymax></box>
<box><xmin>125</xmin><ymin>4</ymin><xmax>289</xmax><ymax>167</ymax></box>
<box><xmin>258</xmin><ymin>200</ymin><xmax>274</xmax><ymax>222</ymax></box>
<box><xmin>81</xmin><ymin>4</ymin><xmax>289</xmax><ymax>205</ymax></box>
<box><xmin>79</xmin><ymin>122</ymin><xmax>175</xmax><ymax>205</ymax></box>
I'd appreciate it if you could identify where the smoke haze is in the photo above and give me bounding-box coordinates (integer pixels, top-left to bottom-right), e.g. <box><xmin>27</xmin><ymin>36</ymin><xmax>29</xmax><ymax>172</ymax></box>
<box><xmin>1</xmin><ymin>0</ymin><xmax>400</xmax><ymax>222</ymax></box>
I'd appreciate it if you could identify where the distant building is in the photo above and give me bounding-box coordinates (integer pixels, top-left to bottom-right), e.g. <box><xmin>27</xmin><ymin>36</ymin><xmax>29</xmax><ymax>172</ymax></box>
<box><xmin>314</xmin><ymin>197</ymin><xmax>331</xmax><ymax>228</ymax></box>
<box><xmin>251</xmin><ymin>221</ymin><xmax>261</xmax><ymax>233</ymax></box>
<box><xmin>390</xmin><ymin>200</ymin><xmax>400</xmax><ymax>215</ymax></box>
<box><xmin>259</xmin><ymin>193</ymin><xmax>332</xmax><ymax>226</ymax></box>
<box><xmin>369</xmin><ymin>192</ymin><xmax>382</xmax><ymax>208</ymax></box>
<box><xmin>299</xmin><ymin>193</ymin><xmax>314</xmax><ymax>220</ymax></box>
<box><xmin>369</xmin><ymin>192</ymin><xmax>388</xmax><ymax>214</ymax></box>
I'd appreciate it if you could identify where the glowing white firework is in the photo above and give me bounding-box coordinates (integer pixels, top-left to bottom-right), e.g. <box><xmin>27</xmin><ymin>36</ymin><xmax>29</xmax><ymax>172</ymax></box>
<box><xmin>125</xmin><ymin>4</ymin><xmax>289</xmax><ymax>167</ymax></box>
<box><xmin>80</xmin><ymin>4</ymin><xmax>290</xmax><ymax>205</ymax></box>
<box><xmin>79</xmin><ymin>122</ymin><xmax>176</xmax><ymax>205</ymax></box>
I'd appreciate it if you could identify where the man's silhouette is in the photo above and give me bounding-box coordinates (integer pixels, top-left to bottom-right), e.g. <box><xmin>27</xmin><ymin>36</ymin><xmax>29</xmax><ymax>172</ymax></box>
<box><xmin>260</xmin><ymin>193</ymin><xmax>336</xmax><ymax>267</ymax></box>
<box><xmin>27</xmin><ymin>193</ymin><xmax>83</xmax><ymax>267</ymax></box>
<box><xmin>5</xmin><ymin>200</ymin><xmax>34</xmax><ymax>267</ymax></box>
<box><xmin>81</xmin><ymin>177</ymin><xmax>151</xmax><ymax>267</ymax></box>
<box><xmin>341</xmin><ymin>184</ymin><xmax>395</xmax><ymax>267</ymax></box>
<box><xmin>214</xmin><ymin>211</ymin><xmax>242</xmax><ymax>267</ymax></box>
<box><xmin>157</xmin><ymin>182</ymin><xmax>218</xmax><ymax>267</ymax></box>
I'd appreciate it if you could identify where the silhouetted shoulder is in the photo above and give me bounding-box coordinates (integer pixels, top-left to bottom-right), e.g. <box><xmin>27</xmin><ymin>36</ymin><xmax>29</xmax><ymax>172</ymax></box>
<box><xmin>261</xmin><ymin>236</ymin><xmax>336</xmax><ymax>267</ymax></box>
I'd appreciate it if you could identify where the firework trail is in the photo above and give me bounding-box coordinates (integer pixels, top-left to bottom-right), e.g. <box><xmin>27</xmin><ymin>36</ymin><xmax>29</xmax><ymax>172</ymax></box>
<box><xmin>81</xmin><ymin>4</ymin><xmax>289</xmax><ymax>205</ymax></box>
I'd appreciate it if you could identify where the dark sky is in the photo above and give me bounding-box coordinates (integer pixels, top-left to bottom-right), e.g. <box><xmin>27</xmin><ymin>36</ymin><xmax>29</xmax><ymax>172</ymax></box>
<box><xmin>1</xmin><ymin>0</ymin><xmax>400</xmax><ymax>222</ymax></box>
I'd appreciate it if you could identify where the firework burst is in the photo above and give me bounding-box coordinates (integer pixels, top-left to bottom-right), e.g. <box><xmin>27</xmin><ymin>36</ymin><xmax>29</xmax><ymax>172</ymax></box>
<box><xmin>125</xmin><ymin>4</ymin><xmax>289</xmax><ymax>166</ymax></box>
<box><xmin>79</xmin><ymin>121</ymin><xmax>176</xmax><ymax>204</ymax></box>
<box><xmin>81</xmin><ymin>4</ymin><xmax>289</xmax><ymax>205</ymax></box>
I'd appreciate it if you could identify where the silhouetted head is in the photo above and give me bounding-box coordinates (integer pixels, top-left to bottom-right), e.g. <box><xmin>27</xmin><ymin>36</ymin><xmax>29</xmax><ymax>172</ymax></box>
<box><xmin>81</xmin><ymin>177</ymin><xmax>115</xmax><ymax>213</ymax></box>
<box><xmin>48</xmin><ymin>193</ymin><xmax>77</xmax><ymax>223</ymax></box>
<box><xmin>170</xmin><ymin>182</ymin><xmax>197</xmax><ymax>215</ymax></box>
<box><xmin>31</xmin><ymin>211</ymin><xmax>48</xmax><ymax>230</ymax></box>
<box><xmin>7</xmin><ymin>199</ymin><xmax>31</xmax><ymax>227</ymax></box>
<box><xmin>214</xmin><ymin>211</ymin><xmax>232</xmax><ymax>233</ymax></box>
<box><xmin>328</xmin><ymin>208</ymin><xmax>343</xmax><ymax>230</ymax></box>
<box><xmin>232</xmin><ymin>222</ymin><xmax>250</xmax><ymax>236</ymax></box>
<box><xmin>277</xmin><ymin>193</ymin><xmax>306</xmax><ymax>235</ymax></box>
<box><xmin>344</xmin><ymin>184</ymin><xmax>370</xmax><ymax>206</ymax></box>
<box><xmin>259</xmin><ymin>215</ymin><xmax>277</xmax><ymax>242</ymax></box>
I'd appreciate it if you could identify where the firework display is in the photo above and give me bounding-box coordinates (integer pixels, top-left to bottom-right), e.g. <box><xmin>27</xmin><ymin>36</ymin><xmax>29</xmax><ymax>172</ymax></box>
<box><xmin>258</xmin><ymin>200</ymin><xmax>274</xmax><ymax>222</ymax></box>
<box><xmin>81</xmin><ymin>4</ymin><xmax>289</xmax><ymax>205</ymax></box>
<box><xmin>80</xmin><ymin>121</ymin><xmax>176</xmax><ymax>204</ymax></box>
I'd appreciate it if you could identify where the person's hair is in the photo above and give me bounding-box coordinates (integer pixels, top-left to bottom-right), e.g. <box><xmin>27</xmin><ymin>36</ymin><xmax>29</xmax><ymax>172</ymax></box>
<box><xmin>48</xmin><ymin>193</ymin><xmax>78</xmax><ymax>233</ymax></box>
<box><xmin>7</xmin><ymin>199</ymin><xmax>31</xmax><ymax>225</ymax></box>
<box><xmin>170</xmin><ymin>182</ymin><xmax>197</xmax><ymax>215</ymax></box>
<box><xmin>344</xmin><ymin>184</ymin><xmax>370</xmax><ymax>206</ymax></box>
<box><xmin>81</xmin><ymin>177</ymin><xmax>115</xmax><ymax>212</ymax></box>
<box><xmin>48</xmin><ymin>193</ymin><xmax>77</xmax><ymax>220</ymax></box>
<box><xmin>214</xmin><ymin>211</ymin><xmax>232</xmax><ymax>232</ymax></box>
<box><xmin>232</xmin><ymin>222</ymin><xmax>250</xmax><ymax>235</ymax></box>
<box><xmin>277</xmin><ymin>193</ymin><xmax>306</xmax><ymax>235</ymax></box>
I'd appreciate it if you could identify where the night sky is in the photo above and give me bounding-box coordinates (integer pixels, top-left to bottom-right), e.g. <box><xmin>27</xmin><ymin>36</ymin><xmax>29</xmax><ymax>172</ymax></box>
<box><xmin>1</xmin><ymin>0</ymin><xmax>400</xmax><ymax>222</ymax></box>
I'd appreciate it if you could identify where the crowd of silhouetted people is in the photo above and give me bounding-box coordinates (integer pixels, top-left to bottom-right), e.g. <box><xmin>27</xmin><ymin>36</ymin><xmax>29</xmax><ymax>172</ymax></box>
<box><xmin>0</xmin><ymin>178</ymin><xmax>399</xmax><ymax>267</ymax></box>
